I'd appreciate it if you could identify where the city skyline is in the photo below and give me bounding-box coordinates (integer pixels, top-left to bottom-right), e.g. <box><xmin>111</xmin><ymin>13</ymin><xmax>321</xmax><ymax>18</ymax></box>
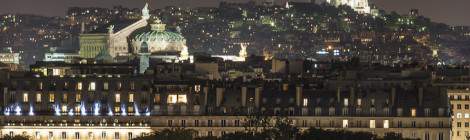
<box><xmin>0</xmin><ymin>0</ymin><xmax>470</xmax><ymax>26</ymax></box>
<box><xmin>0</xmin><ymin>0</ymin><xmax>468</xmax><ymax>140</ymax></box>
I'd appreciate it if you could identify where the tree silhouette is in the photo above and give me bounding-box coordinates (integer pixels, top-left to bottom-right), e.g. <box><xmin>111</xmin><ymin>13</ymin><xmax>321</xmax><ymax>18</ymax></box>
<box><xmin>133</xmin><ymin>128</ymin><xmax>196</xmax><ymax>140</ymax></box>
<box><xmin>0</xmin><ymin>135</ymin><xmax>30</xmax><ymax>140</ymax></box>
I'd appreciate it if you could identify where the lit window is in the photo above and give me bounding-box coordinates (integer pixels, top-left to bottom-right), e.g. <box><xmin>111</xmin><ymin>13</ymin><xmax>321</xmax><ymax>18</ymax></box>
<box><xmin>457</xmin><ymin>113</ymin><xmax>462</xmax><ymax>118</ymax></box>
<box><xmin>357</xmin><ymin>98</ymin><xmax>362</xmax><ymax>106</ymax></box>
<box><xmin>103</xmin><ymin>82</ymin><xmax>109</xmax><ymax>90</ymax></box>
<box><xmin>74</xmin><ymin>105</ymin><xmax>80</xmax><ymax>113</ymax></box>
<box><xmin>23</xmin><ymin>93</ymin><xmax>29</xmax><ymax>102</ymax></box>
<box><xmin>63</xmin><ymin>94</ymin><xmax>68</xmax><ymax>102</ymax></box>
<box><xmin>75</xmin><ymin>94</ymin><xmax>81</xmax><ymax>102</ymax></box>
<box><xmin>344</xmin><ymin>98</ymin><xmax>349</xmax><ymax>106</ymax></box>
<box><xmin>411</xmin><ymin>108</ymin><xmax>417</xmax><ymax>117</ymax></box>
<box><xmin>128</xmin><ymin>106</ymin><xmax>134</xmax><ymax>113</ymax></box>
<box><xmin>117</xmin><ymin>82</ymin><xmax>122</xmax><ymax>90</ymax></box>
<box><xmin>115</xmin><ymin>94</ymin><xmax>121</xmax><ymax>103</ymax></box>
<box><xmin>342</xmin><ymin>120</ymin><xmax>348</xmax><ymax>128</ymax></box>
<box><xmin>114</xmin><ymin>106</ymin><xmax>120</xmax><ymax>113</ymax></box>
<box><xmin>154</xmin><ymin>94</ymin><xmax>161</xmax><ymax>103</ymax></box>
<box><xmin>52</xmin><ymin>69</ymin><xmax>61</xmax><ymax>76</ymax></box>
<box><xmin>178</xmin><ymin>95</ymin><xmax>187</xmax><ymax>103</ymax></box>
<box><xmin>369</xmin><ymin>120</ymin><xmax>376</xmax><ymax>128</ymax></box>
<box><xmin>384</xmin><ymin>120</ymin><xmax>389</xmax><ymax>128</ymax></box>
<box><xmin>167</xmin><ymin>95</ymin><xmax>177</xmax><ymax>104</ymax></box>
<box><xmin>36</xmin><ymin>93</ymin><xmax>41</xmax><ymax>102</ymax></box>
<box><xmin>77</xmin><ymin>82</ymin><xmax>82</xmax><ymax>90</ymax></box>
<box><xmin>465</xmin><ymin>113</ymin><xmax>470</xmax><ymax>118</ymax></box>
<box><xmin>167</xmin><ymin>94</ymin><xmax>188</xmax><ymax>104</ymax></box>
<box><xmin>89</xmin><ymin>82</ymin><xmax>96</xmax><ymax>91</ymax></box>
<box><xmin>49</xmin><ymin>93</ymin><xmax>55</xmax><ymax>103</ymax></box>
<box><xmin>303</xmin><ymin>98</ymin><xmax>308</xmax><ymax>107</ymax></box>
<box><xmin>195</xmin><ymin>85</ymin><xmax>201</xmax><ymax>92</ymax></box>
<box><xmin>62</xmin><ymin>105</ymin><xmax>67</xmax><ymax>112</ymax></box>
<box><xmin>129</xmin><ymin>93</ymin><xmax>134</xmax><ymax>103</ymax></box>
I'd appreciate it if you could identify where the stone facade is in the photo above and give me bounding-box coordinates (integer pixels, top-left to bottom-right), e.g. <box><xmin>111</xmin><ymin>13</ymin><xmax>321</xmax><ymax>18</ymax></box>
<box><xmin>0</xmin><ymin>75</ymin><xmax>451</xmax><ymax>140</ymax></box>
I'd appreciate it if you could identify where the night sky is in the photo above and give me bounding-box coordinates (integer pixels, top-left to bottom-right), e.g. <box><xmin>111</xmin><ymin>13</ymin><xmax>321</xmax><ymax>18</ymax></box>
<box><xmin>0</xmin><ymin>0</ymin><xmax>469</xmax><ymax>26</ymax></box>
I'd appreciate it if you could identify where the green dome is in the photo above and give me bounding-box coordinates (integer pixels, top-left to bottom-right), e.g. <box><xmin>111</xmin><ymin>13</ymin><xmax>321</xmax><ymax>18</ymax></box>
<box><xmin>131</xmin><ymin>19</ymin><xmax>185</xmax><ymax>43</ymax></box>
<box><xmin>130</xmin><ymin>19</ymin><xmax>187</xmax><ymax>54</ymax></box>
<box><xmin>133</xmin><ymin>30</ymin><xmax>185</xmax><ymax>42</ymax></box>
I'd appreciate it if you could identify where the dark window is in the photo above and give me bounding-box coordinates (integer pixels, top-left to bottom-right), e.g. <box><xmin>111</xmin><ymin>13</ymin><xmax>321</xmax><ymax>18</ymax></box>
<box><xmin>168</xmin><ymin>120</ymin><xmax>173</xmax><ymax>127</ymax></box>
<box><xmin>208</xmin><ymin>120</ymin><xmax>213</xmax><ymax>127</ymax></box>
<box><xmin>194</xmin><ymin>120</ymin><xmax>199</xmax><ymax>127</ymax></box>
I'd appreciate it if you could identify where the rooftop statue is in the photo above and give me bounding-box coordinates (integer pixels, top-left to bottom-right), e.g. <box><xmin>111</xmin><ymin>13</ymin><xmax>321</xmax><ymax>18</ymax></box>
<box><xmin>142</xmin><ymin>3</ymin><xmax>150</xmax><ymax>20</ymax></box>
<box><xmin>107</xmin><ymin>25</ymin><xmax>114</xmax><ymax>34</ymax></box>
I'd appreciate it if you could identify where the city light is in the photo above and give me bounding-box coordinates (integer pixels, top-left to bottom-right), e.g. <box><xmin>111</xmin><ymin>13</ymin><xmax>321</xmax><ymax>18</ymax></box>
<box><xmin>14</xmin><ymin>105</ymin><xmax>21</xmax><ymax>116</ymax></box>
<box><xmin>54</xmin><ymin>104</ymin><xmax>61</xmax><ymax>116</ymax></box>
<box><xmin>0</xmin><ymin>1</ymin><xmax>468</xmax><ymax>140</ymax></box>
<box><xmin>94</xmin><ymin>103</ymin><xmax>100</xmax><ymax>116</ymax></box>
<box><xmin>134</xmin><ymin>104</ymin><xmax>140</xmax><ymax>116</ymax></box>
<box><xmin>80</xmin><ymin>102</ymin><xmax>87</xmax><ymax>116</ymax></box>
<box><xmin>28</xmin><ymin>105</ymin><xmax>34</xmax><ymax>116</ymax></box>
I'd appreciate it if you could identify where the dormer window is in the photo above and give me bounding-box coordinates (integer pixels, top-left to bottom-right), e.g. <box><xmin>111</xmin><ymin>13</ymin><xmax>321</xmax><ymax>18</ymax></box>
<box><xmin>411</xmin><ymin>108</ymin><xmax>417</xmax><ymax>117</ymax></box>
<box><xmin>89</xmin><ymin>82</ymin><xmax>96</xmax><ymax>91</ymax></box>
<box><xmin>77</xmin><ymin>82</ymin><xmax>82</xmax><ymax>90</ymax></box>
<box><xmin>396</xmin><ymin>108</ymin><xmax>403</xmax><ymax>117</ymax></box>
<box><xmin>194</xmin><ymin>85</ymin><xmax>201</xmax><ymax>93</ymax></box>
<box><xmin>167</xmin><ymin>94</ymin><xmax>187</xmax><ymax>104</ymax></box>
<box><xmin>303</xmin><ymin>98</ymin><xmax>308</xmax><ymax>107</ymax></box>
<box><xmin>424</xmin><ymin>108</ymin><xmax>431</xmax><ymax>117</ymax></box>
<box><xmin>328</xmin><ymin>107</ymin><xmax>335</xmax><ymax>116</ymax></box>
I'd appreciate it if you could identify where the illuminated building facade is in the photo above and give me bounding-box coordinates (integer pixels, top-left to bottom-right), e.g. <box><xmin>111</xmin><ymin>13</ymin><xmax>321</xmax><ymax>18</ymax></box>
<box><xmin>0</xmin><ymin>70</ymin><xmax>451</xmax><ymax>140</ymax></box>
<box><xmin>0</xmin><ymin>52</ymin><xmax>20</xmax><ymax>64</ymax></box>
<box><xmin>78</xmin><ymin>34</ymin><xmax>109</xmax><ymax>59</ymax></box>
<box><xmin>44</xmin><ymin>53</ymin><xmax>81</xmax><ymax>63</ymax></box>
<box><xmin>323</xmin><ymin>0</ymin><xmax>371</xmax><ymax>14</ymax></box>
<box><xmin>447</xmin><ymin>90</ymin><xmax>470</xmax><ymax>140</ymax></box>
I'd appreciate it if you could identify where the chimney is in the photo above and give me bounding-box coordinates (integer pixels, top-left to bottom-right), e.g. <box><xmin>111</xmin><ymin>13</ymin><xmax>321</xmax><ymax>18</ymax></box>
<box><xmin>203</xmin><ymin>86</ymin><xmax>209</xmax><ymax>106</ymax></box>
<box><xmin>80</xmin><ymin>22</ymin><xmax>85</xmax><ymax>33</ymax></box>
<box><xmin>216</xmin><ymin>88</ymin><xmax>224</xmax><ymax>107</ymax></box>
<box><xmin>337</xmin><ymin>87</ymin><xmax>341</xmax><ymax>103</ymax></box>
<box><xmin>241</xmin><ymin>87</ymin><xmax>247</xmax><ymax>107</ymax></box>
<box><xmin>255</xmin><ymin>87</ymin><xmax>262</xmax><ymax>108</ymax></box>
<box><xmin>349</xmin><ymin>87</ymin><xmax>355</xmax><ymax>105</ymax></box>
<box><xmin>296</xmin><ymin>85</ymin><xmax>303</xmax><ymax>107</ymax></box>
<box><xmin>418</xmin><ymin>87</ymin><xmax>423</xmax><ymax>106</ymax></box>
<box><xmin>391</xmin><ymin>87</ymin><xmax>396</xmax><ymax>106</ymax></box>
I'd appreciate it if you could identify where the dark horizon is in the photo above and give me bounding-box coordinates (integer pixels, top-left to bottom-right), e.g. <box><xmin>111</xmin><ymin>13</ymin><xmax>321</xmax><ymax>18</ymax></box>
<box><xmin>1</xmin><ymin>0</ymin><xmax>470</xmax><ymax>26</ymax></box>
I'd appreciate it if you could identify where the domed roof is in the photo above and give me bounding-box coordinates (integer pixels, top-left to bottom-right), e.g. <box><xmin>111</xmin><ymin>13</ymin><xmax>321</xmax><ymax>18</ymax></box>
<box><xmin>131</xmin><ymin>19</ymin><xmax>185</xmax><ymax>43</ymax></box>
<box><xmin>134</xmin><ymin>30</ymin><xmax>185</xmax><ymax>42</ymax></box>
